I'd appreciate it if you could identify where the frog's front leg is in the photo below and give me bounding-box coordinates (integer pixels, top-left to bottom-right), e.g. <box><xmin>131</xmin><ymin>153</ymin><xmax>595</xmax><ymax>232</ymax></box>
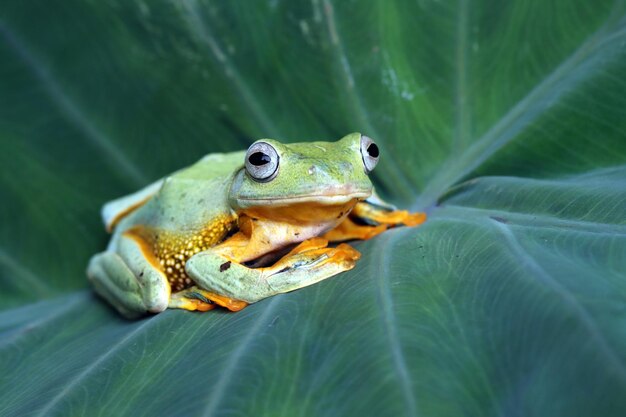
<box><xmin>323</xmin><ymin>199</ymin><xmax>426</xmax><ymax>242</ymax></box>
<box><xmin>184</xmin><ymin>237</ymin><xmax>360</xmax><ymax>305</ymax></box>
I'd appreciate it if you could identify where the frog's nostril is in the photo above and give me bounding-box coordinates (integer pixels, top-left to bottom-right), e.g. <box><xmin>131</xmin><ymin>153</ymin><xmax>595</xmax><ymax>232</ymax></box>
<box><xmin>308</xmin><ymin>165</ymin><xmax>316</xmax><ymax>175</ymax></box>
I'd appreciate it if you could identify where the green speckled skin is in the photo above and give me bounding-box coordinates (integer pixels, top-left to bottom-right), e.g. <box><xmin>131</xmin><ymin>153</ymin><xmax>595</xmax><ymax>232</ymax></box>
<box><xmin>111</xmin><ymin>151</ymin><xmax>245</xmax><ymax>244</ymax></box>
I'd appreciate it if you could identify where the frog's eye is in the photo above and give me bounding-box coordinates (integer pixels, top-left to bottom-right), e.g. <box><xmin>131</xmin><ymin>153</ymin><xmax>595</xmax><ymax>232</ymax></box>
<box><xmin>245</xmin><ymin>141</ymin><xmax>279</xmax><ymax>182</ymax></box>
<box><xmin>360</xmin><ymin>135</ymin><xmax>379</xmax><ymax>173</ymax></box>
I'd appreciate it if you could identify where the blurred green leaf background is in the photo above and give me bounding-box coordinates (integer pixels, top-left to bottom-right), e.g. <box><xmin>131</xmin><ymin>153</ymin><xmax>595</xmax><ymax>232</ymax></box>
<box><xmin>1</xmin><ymin>0</ymin><xmax>626</xmax><ymax>416</ymax></box>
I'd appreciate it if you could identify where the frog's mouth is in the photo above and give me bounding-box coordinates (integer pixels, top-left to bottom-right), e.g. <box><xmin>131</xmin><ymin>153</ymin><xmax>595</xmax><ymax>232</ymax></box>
<box><xmin>239</xmin><ymin>191</ymin><xmax>371</xmax><ymax>206</ymax></box>
<box><xmin>241</xmin><ymin>193</ymin><xmax>370</xmax><ymax>206</ymax></box>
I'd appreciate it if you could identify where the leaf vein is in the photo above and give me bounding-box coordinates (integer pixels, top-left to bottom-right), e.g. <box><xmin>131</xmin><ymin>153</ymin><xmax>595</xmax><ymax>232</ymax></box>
<box><xmin>201</xmin><ymin>297</ymin><xmax>282</xmax><ymax>417</ymax></box>
<box><xmin>491</xmin><ymin>219</ymin><xmax>626</xmax><ymax>383</ymax></box>
<box><xmin>453</xmin><ymin>0</ymin><xmax>471</xmax><ymax>152</ymax></box>
<box><xmin>321</xmin><ymin>0</ymin><xmax>416</xmax><ymax>196</ymax></box>
<box><xmin>436</xmin><ymin>205</ymin><xmax>626</xmax><ymax>236</ymax></box>
<box><xmin>376</xmin><ymin>230</ymin><xmax>419</xmax><ymax>416</ymax></box>
<box><xmin>0</xmin><ymin>292</ymin><xmax>88</xmax><ymax>349</ymax></box>
<box><xmin>0</xmin><ymin>21</ymin><xmax>147</xmax><ymax>187</ymax></box>
<box><xmin>179</xmin><ymin>0</ymin><xmax>280</xmax><ymax>138</ymax></box>
<box><xmin>417</xmin><ymin>15</ymin><xmax>626</xmax><ymax>208</ymax></box>
<box><xmin>33</xmin><ymin>313</ymin><xmax>168</xmax><ymax>417</ymax></box>
<box><xmin>0</xmin><ymin>247</ymin><xmax>52</xmax><ymax>297</ymax></box>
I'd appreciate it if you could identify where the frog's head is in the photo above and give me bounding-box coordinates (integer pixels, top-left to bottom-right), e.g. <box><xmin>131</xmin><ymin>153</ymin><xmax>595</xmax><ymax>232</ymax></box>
<box><xmin>229</xmin><ymin>132</ymin><xmax>379</xmax><ymax>209</ymax></box>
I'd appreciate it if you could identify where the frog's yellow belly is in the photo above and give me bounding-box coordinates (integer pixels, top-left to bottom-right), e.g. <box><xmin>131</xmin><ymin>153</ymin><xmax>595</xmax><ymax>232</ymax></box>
<box><xmin>123</xmin><ymin>213</ymin><xmax>236</xmax><ymax>292</ymax></box>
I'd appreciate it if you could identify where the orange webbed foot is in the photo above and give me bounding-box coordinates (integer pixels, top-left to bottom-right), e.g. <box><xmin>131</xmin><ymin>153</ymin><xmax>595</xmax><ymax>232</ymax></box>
<box><xmin>170</xmin><ymin>287</ymin><xmax>248</xmax><ymax>312</ymax></box>
<box><xmin>323</xmin><ymin>202</ymin><xmax>427</xmax><ymax>242</ymax></box>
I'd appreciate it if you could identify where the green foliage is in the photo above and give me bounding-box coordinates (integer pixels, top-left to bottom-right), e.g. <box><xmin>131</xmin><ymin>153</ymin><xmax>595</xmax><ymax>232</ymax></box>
<box><xmin>1</xmin><ymin>0</ymin><xmax>625</xmax><ymax>416</ymax></box>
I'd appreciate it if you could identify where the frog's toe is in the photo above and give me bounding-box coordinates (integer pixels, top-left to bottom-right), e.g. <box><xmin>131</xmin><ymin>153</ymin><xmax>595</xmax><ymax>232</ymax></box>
<box><xmin>397</xmin><ymin>211</ymin><xmax>427</xmax><ymax>227</ymax></box>
<box><xmin>351</xmin><ymin>201</ymin><xmax>427</xmax><ymax>227</ymax></box>
<box><xmin>169</xmin><ymin>287</ymin><xmax>248</xmax><ymax>312</ymax></box>
<box><xmin>169</xmin><ymin>289</ymin><xmax>216</xmax><ymax>312</ymax></box>
<box><xmin>333</xmin><ymin>243</ymin><xmax>362</xmax><ymax>264</ymax></box>
<box><xmin>323</xmin><ymin>216</ymin><xmax>388</xmax><ymax>241</ymax></box>
<box><xmin>266</xmin><ymin>243</ymin><xmax>360</xmax><ymax>277</ymax></box>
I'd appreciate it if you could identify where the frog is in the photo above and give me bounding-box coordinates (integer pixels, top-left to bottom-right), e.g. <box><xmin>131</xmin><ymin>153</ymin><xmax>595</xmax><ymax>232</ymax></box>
<box><xmin>87</xmin><ymin>133</ymin><xmax>426</xmax><ymax>318</ymax></box>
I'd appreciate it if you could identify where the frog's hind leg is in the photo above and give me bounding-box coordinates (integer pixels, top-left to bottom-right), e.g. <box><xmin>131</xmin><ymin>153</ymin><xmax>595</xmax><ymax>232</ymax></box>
<box><xmin>87</xmin><ymin>235</ymin><xmax>170</xmax><ymax>319</ymax></box>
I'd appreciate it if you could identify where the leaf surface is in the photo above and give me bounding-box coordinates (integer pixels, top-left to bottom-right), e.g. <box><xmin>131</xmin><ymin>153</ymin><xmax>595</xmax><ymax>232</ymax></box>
<box><xmin>1</xmin><ymin>1</ymin><xmax>625</xmax><ymax>416</ymax></box>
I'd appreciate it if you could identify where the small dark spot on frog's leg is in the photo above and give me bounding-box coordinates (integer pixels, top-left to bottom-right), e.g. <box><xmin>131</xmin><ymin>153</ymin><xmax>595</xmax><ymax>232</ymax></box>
<box><xmin>139</xmin><ymin>271</ymin><xmax>144</xmax><ymax>277</ymax></box>
<box><xmin>277</xmin><ymin>266</ymin><xmax>291</xmax><ymax>274</ymax></box>
<box><xmin>489</xmin><ymin>216</ymin><xmax>509</xmax><ymax>224</ymax></box>
<box><xmin>294</xmin><ymin>232</ymin><xmax>300</xmax><ymax>236</ymax></box>
<box><xmin>336</xmin><ymin>211</ymin><xmax>344</xmax><ymax>219</ymax></box>
<box><xmin>220</xmin><ymin>261</ymin><xmax>232</xmax><ymax>272</ymax></box>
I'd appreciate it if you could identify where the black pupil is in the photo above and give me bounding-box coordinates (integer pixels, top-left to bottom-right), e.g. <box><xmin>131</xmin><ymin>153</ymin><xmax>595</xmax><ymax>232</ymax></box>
<box><xmin>249</xmin><ymin>152</ymin><xmax>271</xmax><ymax>166</ymax></box>
<box><xmin>367</xmin><ymin>143</ymin><xmax>380</xmax><ymax>158</ymax></box>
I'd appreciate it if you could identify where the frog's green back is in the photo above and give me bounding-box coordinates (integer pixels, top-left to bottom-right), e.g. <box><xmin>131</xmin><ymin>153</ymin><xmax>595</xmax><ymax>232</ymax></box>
<box><xmin>106</xmin><ymin>151</ymin><xmax>245</xmax><ymax>239</ymax></box>
<box><xmin>175</xmin><ymin>150</ymin><xmax>245</xmax><ymax>181</ymax></box>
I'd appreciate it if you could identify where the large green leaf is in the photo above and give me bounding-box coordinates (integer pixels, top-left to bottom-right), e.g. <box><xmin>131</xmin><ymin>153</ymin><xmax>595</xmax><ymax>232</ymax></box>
<box><xmin>1</xmin><ymin>0</ymin><xmax>625</xmax><ymax>415</ymax></box>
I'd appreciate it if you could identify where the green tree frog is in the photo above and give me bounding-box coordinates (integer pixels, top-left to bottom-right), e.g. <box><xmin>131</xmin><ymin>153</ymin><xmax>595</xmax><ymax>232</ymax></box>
<box><xmin>87</xmin><ymin>133</ymin><xmax>426</xmax><ymax>318</ymax></box>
